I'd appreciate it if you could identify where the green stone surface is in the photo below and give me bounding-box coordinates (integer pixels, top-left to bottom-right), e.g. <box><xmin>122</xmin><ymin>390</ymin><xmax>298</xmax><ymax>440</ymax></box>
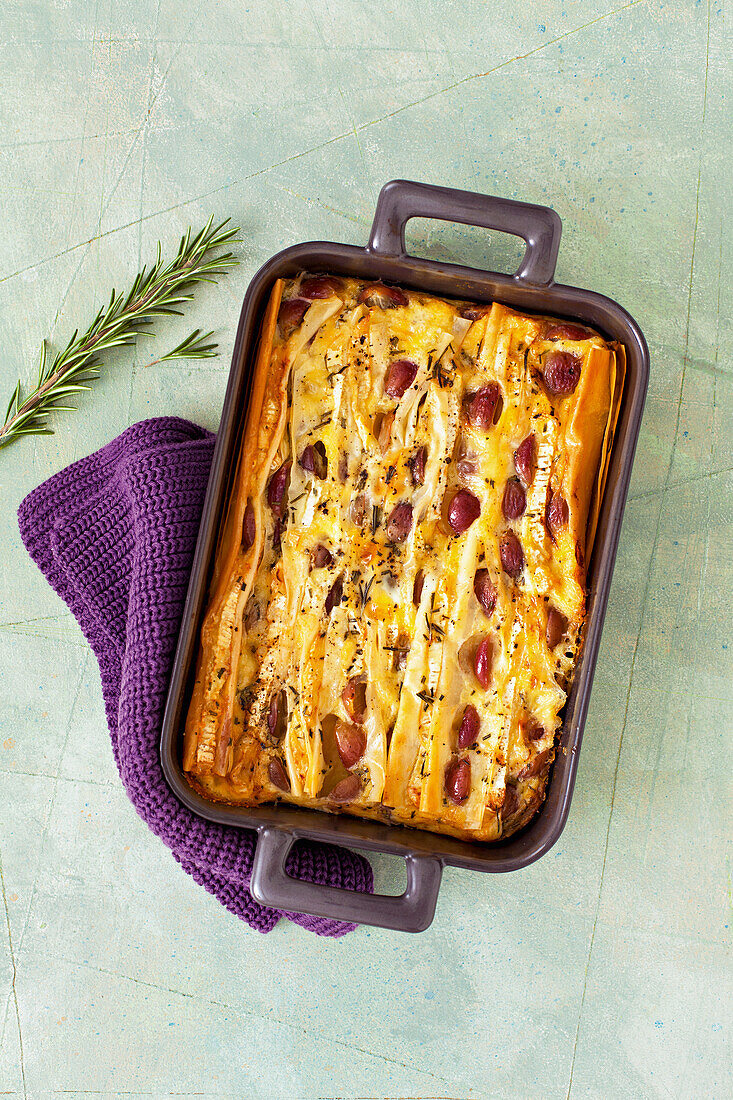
<box><xmin>0</xmin><ymin>2</ymin><xmax>730</xmax><ymax>1097</ymax></box>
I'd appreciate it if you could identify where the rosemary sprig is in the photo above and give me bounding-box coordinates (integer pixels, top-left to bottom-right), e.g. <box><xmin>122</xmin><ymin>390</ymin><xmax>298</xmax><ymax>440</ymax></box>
<box><xmin>432</xmin><ymin>340</ymin><xmax>454</xmax><ymax>388</ymax></box>
<box><xmin>0</xmin><ymin>216</ymin><xmax>239</xmax><ymax>449</ymax></box>
<box><xmin>143</xmin><ymin>328</ymin><xmax>218</xmax><ymax>368</ymax></box>
<box><xmin>358</xmin><ymin>574</ymin><xmax>375</xmax><ymax>609</ymax></box>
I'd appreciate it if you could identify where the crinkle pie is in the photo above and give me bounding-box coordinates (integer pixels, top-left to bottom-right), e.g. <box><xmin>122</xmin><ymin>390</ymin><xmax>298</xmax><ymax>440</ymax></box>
<box><xmin>183</xmin><ymin>275</ymin><xmax>623</xmax><ymax>841</ymax></box>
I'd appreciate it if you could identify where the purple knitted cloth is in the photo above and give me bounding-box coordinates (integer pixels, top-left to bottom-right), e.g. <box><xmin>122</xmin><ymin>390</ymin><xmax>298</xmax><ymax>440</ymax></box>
<box><xmin>18</xmin><ymin>417</ymin><xmax>373</xmax><ymax>937</ymax></box>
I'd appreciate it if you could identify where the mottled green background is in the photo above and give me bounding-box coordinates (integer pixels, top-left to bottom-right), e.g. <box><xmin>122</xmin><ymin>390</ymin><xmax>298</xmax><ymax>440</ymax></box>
<box><xmin>0</xmin><ymin>2</ymin><xmax>730</xmax><ymax>1097</ymax></box>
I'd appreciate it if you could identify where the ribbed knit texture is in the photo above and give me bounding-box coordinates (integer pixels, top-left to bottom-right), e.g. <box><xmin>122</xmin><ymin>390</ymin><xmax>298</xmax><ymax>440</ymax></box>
<box><xmin>17</xmin><ymin>417</ymin><xmax>373</xmax><ymax>937</ymax></box>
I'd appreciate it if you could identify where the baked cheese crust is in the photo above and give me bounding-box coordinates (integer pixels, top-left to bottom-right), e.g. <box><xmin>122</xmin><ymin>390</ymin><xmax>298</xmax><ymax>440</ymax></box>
<box><xmin>183</xmin><ymin>275</ymin><xmax>622</xmax><ymax>841</ymax></box>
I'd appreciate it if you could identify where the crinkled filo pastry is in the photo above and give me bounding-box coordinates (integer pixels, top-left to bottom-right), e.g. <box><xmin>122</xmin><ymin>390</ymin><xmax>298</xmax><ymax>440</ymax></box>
<box><xmin>183</xmin><ymin>274</ymin><xmax>624</xmax><ymax>841</ymax></box>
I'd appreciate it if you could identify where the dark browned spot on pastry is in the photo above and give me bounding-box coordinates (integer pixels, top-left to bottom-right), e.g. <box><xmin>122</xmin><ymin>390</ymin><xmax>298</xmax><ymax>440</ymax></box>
<box><xmin>413</xmin><ymin>569</ymin><xmax>425</xmax><ymax>607</ymax></box>
<box><xmin>243</xmin><ymin>596</ymin><xmax>261</xmax><ymax>632</ymax></box>
<box><xmin>392</xmin><ymin>633</ymin><xmax>410</xmax><ymax>671</ymax></box>
<box><xmin>522</xmin><ymin>719</ymin><xmax>545</xmax><ymax>743</ymax></box>
<box><xmin>237</xmin><ymin>685</ymin><xmax>256</xmax><ymax>716</ymax></box>
<box><xmin>501</xmin><ymin>783</ymin><xmax>519</xmax><ymax>819</ymax></box>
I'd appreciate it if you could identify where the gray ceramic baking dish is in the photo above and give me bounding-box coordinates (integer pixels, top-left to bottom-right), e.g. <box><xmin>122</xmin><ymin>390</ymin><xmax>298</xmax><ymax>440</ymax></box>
<box><xmin>160</xmin><ymin>179</ymin><xmax>649</xmax><ymax>932</ymax></box>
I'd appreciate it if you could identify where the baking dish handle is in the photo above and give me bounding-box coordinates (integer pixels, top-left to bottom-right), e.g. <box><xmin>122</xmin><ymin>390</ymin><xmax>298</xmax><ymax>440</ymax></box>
<box><xmin>367</xmin><ymin>178</ymin><xmax>561</xmax><ymax>286</ymax></box>
<box><xmin>250</xmin><ymin>827</ymin><xmax>443</xmax><ymax>933</ymax></box>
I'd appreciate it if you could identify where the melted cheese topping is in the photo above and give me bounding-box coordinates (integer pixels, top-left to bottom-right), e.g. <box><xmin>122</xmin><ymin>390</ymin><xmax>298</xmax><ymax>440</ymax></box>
<box><xmin>185</xmin><ymin>276</ymin><xmax>621</xmax><ymax>842</ymax></box>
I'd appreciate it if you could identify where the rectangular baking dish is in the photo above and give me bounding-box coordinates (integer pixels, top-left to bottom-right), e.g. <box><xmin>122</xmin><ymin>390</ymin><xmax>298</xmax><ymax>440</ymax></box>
<box><xmin>160</xmin><ymin>179</ymin><xmax>649</xmax><ymax>932</ymax></box>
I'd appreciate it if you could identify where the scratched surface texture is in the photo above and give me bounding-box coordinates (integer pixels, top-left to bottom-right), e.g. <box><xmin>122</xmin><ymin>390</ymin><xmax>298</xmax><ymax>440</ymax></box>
<box><xmin>0</xmin><ymin>1</ymin><xmax>730</xmax><ymax>1098</ymax></box>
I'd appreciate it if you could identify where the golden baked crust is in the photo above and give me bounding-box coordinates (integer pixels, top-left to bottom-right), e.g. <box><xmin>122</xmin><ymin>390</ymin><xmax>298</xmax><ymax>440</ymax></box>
<box><xmin>184</xmin><ymin>275</ymin><xmax>622</xmax><ymax>841</ymax></box>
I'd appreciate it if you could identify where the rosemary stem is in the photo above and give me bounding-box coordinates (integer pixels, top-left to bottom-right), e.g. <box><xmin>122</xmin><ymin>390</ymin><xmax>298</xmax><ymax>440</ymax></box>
<box><xmin>0</xmin><ymin>216</ymin><xmax>239</xmax><ymax>450</ymax></box>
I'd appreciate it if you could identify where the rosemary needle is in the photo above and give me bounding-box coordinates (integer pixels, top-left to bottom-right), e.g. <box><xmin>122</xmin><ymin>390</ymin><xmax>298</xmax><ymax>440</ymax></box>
<box><xmin>143</xmin><ymin>329</ymin><xmax>219</xmax><ymax>368</ymax></box>
<box><xmin>0</xmin><ymin>215</ymin><xmax>239</xmax><ymax>450</ymax></box>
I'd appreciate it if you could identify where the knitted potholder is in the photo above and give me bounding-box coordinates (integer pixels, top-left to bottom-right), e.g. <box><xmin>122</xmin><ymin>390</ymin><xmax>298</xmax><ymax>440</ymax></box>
<box><xmin>18</xmin><ymin>417</ymin><xmax>373</xmax><ymax>936</ymax></box>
